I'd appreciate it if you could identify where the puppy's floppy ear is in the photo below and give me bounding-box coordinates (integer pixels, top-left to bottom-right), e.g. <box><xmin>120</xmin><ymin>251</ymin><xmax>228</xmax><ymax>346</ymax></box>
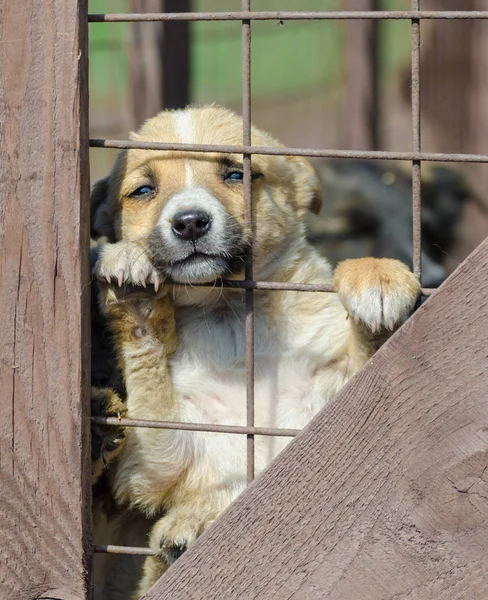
<box><xmin>91</xmin><ymin>177</ymin><xmax>115</xmax><ymax>241</ymax></box>
<box><xmin>289</xmin><ymin>156</ymin><xmax>323</xmax><ymax>215</ymax></box>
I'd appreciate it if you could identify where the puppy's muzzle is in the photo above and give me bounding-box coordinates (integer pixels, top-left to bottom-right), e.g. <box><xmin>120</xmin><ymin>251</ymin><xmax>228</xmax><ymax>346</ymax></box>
<box><xmin>171</xmin><ymin>209</ymin><xmax>211</xmax><ymax>241</ymax></box>
<box><xmin>150</xmin><ymin>187</ymin><xmax>249</xmax><ymax>283</ymax></box>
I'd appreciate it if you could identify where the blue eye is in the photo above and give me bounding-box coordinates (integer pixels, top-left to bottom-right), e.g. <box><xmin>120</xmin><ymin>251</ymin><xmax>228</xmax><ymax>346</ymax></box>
<box><xmin>225</xmin><ymin>171</ymin><xmax>244</xmax><ymax>182</ymax></box>
<box><xmin>130</xmin><ymin>185</ymin><xmax>155</xmax><ymax>198</ymax></box>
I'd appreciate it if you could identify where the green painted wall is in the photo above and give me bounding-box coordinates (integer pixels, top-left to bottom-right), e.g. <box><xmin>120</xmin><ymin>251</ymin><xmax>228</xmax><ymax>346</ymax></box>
<box><xmin>88</xmin><ymin>1</ymin><xmax>411</xmax><ymax>115</ymax></box>
<box><xmin>191</xmin><ymin>0</ymin><xmax>344</xmax><ymax>105</ymax></box>
<box><xmin>88</xmin><ymin>1</ymin><xmax>130</xmax><ymax>120</ymax></box>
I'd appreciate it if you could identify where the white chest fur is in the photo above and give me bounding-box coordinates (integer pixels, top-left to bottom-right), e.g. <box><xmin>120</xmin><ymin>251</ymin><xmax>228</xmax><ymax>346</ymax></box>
<box><xmin>169</xmin><ymin>291</ymin><xmax>352</xmax><ymax>481</ymax></box>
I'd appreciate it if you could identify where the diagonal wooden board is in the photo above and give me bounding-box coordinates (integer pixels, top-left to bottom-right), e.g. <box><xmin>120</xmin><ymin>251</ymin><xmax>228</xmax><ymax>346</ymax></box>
<box><xmin>142</xmin><ymin>237</ymin><xmax>488</xmax><ymax>600</ymax></box>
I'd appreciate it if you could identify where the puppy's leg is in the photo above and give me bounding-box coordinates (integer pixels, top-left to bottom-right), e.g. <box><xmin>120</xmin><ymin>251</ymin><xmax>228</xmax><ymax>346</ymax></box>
<box><xmin>95</xmin><ymin>242</ymin><xmax>230</xmax><ymax>596</ymax></box>
<box><xmin>98</xmin><ymin>285</ymin><xmax>180</xmax><ymax>513</ymax></box>
<box><xmin>101</xmin><ymin>287</ymin><xmax>221</xmax><ymax>599</ymax></box>
<box><xmin>94</xmin><ymin>240</ymin><xmax>178</xmax><ymax>449</ymax></box>
<box><xmin>134</xmin><ymin>473</ymin><xmax>232</xmax><ymax>598</ymax></box>
<box><xmin>91</xmin><ymin>387</ymin><xmax>127</xmax><ymax>486</ymax></box>
<box><xmin>333</xmin><ymin>257</ymin><xmax>420</xmax><ymax>357</ymax></box>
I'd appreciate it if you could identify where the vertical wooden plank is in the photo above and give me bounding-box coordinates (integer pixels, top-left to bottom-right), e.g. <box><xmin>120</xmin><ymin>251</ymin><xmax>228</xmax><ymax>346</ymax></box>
<box><xmin>0</xmin><ymin>1</ymin><xmax>91</xmax><ymax>599</ymax></box>
<box><xmin>129</xmin><ymin>0</ymin><xmax>190</xmax><ymax>128</ymax></box>
<box><xmin>162</xmin><ymin>0</ymin><xmax>190</xmax><ymax>110</ymax></box>
<box><xmin>129</xmin><ymin>0</ymin><xmax>165</xmax><ymax>128</ymax></box>
<box><xmin>342</xmin><ymin>0</ymin><xmax>379</xmax><ymax>149</ymax></box>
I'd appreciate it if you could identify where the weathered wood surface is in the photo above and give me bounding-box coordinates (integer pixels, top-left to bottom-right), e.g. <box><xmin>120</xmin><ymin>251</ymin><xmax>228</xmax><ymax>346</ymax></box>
<box><xmin>0</xmin><ymin>1</ymin><xmax>91</xmax><ymax>599</ymax></box>
<box><xmin>129</xmin><ymin>0</ymin><xmax>165</xmax><ymax>129</ymax></box>
<box><xmin>342</xmin><ymin>0</ymin><xmax>379</xmax><ymax>150</ymax></box>
<box><xmin>143</xmin><ymin>237</ymin><xmax>488</xmax><ymax>599</ymax></box>
<box><xmin>160</xmin><ymin>0</ymin><xmax>190</xmax><ymax>110</ymax></box>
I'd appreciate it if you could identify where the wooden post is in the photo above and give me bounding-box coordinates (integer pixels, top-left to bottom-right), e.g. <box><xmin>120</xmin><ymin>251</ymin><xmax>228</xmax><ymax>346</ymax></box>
<box><xmin>142</xmin><ymin>237</ymin><xmax>488</xmax><ymax>599</ymax></box>
<box><xmin>162</xmin><ymin>0</ymin><xmax>191</xmax><ymax>110</ymax></box>
<box><xmin>0</xmin><ymin>1</ymin><xmax>92</xmax><ymax>599</ymax></box>
<box><xmin>129</xmin><ymin>0</ymin><xmax>190</xmax><ymax>129</ymax></box>
<box><xmin>129</xmin><ymin>0</ymin><xmax>165</xmax><ymax>128</ymax></box>
<box><xmin>342</xmin><ymin>0</ymin><xmax>380</xmax><ymax>149</ymax></box>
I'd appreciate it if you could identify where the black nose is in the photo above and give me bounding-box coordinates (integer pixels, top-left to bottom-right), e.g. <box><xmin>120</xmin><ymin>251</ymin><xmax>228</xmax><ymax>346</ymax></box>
<box><xmin>171</xmin><ymin>210</ymin><xmax>211</xmax><ymax>241</ymax></box>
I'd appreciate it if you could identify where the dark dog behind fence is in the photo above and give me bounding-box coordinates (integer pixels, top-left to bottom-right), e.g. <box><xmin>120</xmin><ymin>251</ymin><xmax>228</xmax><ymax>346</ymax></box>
<box><xmin>307</xmin><ymin>160</ymin><xmax>470</xmax><ymax>288</ymax></box>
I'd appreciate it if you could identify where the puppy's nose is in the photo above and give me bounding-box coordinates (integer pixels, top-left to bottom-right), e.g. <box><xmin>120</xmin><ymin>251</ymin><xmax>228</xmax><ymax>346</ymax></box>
<box><xmin>171</xmin><ymin>209</ymin><xmax>211</xmax><ymax>241</ymax></box>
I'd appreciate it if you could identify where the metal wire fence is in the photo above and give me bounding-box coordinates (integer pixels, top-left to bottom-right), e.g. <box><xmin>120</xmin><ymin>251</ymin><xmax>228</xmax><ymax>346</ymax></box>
<box><xmin>88</xmin><ymin>4</ymin><xmax>486</xmax><ymax>557</ymax></box>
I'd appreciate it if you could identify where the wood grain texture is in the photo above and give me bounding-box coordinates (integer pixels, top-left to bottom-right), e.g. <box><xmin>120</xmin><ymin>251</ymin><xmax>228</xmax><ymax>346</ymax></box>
<box><xmin>0</xmin><ymin>2</ymin><xmax>91</xmax><ymax>599</ymax></box>
<box><xmin>129</xmin><ymin>0</ymin><xmax>165</xmax><ymax>129</ymax></box>
<box><xmin>342</xmin><ymin>0</ymin><xmax>379</xmax><ymax>150</ymax></box>
<box><xmin>142</xmin><ymin>237</ymin><xmax>488</xmax><ymax>599</ymax></box>
<box><xmin>160</xmin><ymin>0</ymin><xmax>190</xmax><ymax>110</ymax></box>
<box><xmin>129</xmin><ymin>0</ymin><xmax>190</xmax><ymax>129</ymax></box>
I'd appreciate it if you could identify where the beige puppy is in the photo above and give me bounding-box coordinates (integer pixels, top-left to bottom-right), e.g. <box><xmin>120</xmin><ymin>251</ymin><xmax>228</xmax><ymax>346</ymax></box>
<box><xmin>92</xmin><ymin>105</ymin><xmax>420</xmax><ymax>598</ymax></box>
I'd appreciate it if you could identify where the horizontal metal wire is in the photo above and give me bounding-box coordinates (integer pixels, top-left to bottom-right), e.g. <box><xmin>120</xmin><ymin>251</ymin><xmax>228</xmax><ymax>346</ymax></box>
<box><xmin>179</xmin><ymin>280</ymin><xmax>333</xmax><ymax>293</ymax></box>
<box><xmin>91</xmin><ymin>416</ymin><xmax>300</xmax><ymax>437</ymax></box>
<box><xmin>164</xmin><ymin>279</ymin><xmax>434</xmax><ymax>297</ymax></box>
<box><xmin>94</xmin><ymin>545</ymin><xmax>154</xmax><ymax>556</ymax></box>
<box><xmin>89</xmin><ymin>138</ymin><xmax>488</xmax><ymax>164</ymax></box>
<box><xmin>90</xmin><ymin>277</ymin><xmax>434</xmax><ymax>296</ymax></box>
<box><xmin>88</xmin><ymin>11</ymin><xmax>488</xmax><ymax>23</ymax></box>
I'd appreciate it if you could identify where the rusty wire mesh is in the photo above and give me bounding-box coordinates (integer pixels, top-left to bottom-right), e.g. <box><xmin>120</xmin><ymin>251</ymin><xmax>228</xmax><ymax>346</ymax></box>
<box><xmin>88</xmin><ymin>4</ymin><xmax>485</xmax><ymax>556</ymax></box>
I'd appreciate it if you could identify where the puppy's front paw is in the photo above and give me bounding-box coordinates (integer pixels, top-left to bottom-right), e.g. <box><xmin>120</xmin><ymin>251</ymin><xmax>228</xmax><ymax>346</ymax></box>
<box><xmin>149</xmin><ymin>508</ymin><xmax>218</xmax><ymax>566</ymax></box>
<box><xmin>333</xmin><ymin>258</ymin><xmax>420</xmax><ymax>333</ymax></box>
<box><xmin>93</xmin><ymin>240</ymin><xmax>162</xmax><ymax>290</ymax></box>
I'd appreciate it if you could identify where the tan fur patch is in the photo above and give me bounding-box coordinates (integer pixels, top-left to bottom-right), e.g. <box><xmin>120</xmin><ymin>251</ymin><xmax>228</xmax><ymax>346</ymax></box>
<box><xmin>91</xmin><ymin>105</ymin><xmax>322</xmax><ymax>275</ymax></box>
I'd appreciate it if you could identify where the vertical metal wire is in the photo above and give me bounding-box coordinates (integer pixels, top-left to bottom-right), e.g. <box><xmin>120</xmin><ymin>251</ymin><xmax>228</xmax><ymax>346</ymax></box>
<box><xmin>242</xmin><ymin>0</ymin><xmax>255</xmax><ymax>484</ymax></box>
<box><xmin>411</xmin><ymin>0</ymin><xmax>422</xmax><ymax>282</ymax></box>
<box><xmin>371</xmin><ymin>0</ymin><xmax>381</xmax><ymax>150</ymax></box>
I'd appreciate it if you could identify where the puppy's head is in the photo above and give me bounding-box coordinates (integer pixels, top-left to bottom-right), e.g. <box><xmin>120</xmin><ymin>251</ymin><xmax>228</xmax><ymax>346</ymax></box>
<box><xmin>92</xmin><ymin>105</ymin><xmax>321</xmax><ymax>284</ymax></box>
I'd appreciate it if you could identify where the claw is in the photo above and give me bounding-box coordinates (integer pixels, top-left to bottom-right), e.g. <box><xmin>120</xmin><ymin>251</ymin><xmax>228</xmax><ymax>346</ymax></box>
<box><xmin>153</xmin><ymin>274</ymin><xmax>160</xmax><ymax>293</ymax></box>
<box><xmin>117</xmin><ymin>271</ymin><xmax>124</xmax><ymax>287</ymax></box>
<box><xmin>105</xmin><ymin>273</ymin><xmax>111</xmax><ymax>284</ymax></box>
<box><xmin>141</xmin><ymin>279</ymin><xmax>147</xmax><ymax>288</ymax></box>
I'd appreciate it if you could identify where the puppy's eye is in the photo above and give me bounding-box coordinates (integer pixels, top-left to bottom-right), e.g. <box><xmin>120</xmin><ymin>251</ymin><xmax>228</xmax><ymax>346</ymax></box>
<box><xmin>129</xmin><ymin>185</ymin><xmax>156</xmax><ymax>198</ymax></box>
<box><xmin>224</xmin><ymin>170</ymin><xmax>244</xmax><ymax>182</ymax></box>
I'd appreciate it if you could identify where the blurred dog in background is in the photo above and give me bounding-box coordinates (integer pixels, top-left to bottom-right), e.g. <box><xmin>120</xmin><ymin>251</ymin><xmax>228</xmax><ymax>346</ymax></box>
<box><xmin>306</xmin><ymin>160</ymin><xmax>471</xmax><ymax>288</ymax></box>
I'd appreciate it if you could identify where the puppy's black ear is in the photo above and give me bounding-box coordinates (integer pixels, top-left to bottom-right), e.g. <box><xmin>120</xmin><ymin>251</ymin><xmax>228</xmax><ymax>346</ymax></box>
<box><xmin>91</xmin><ymin>177</ymin><xmax>115</xmax><ymax>240</ymax></box>
<box><xmin>289</xmin><ymin>157</ymin><xmax>323</xmax><ymax>215</ymax></box>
